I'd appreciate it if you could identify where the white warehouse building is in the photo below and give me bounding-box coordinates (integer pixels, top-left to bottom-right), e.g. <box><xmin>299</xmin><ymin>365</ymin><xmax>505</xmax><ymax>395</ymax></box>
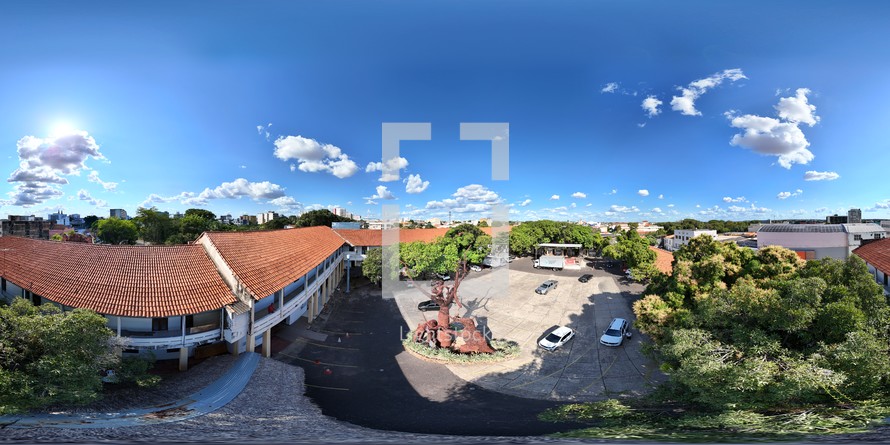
<box><xmin>757</xmin><ymin>223</ymin><xmax>886</xmax><ymax>260</ymax></box>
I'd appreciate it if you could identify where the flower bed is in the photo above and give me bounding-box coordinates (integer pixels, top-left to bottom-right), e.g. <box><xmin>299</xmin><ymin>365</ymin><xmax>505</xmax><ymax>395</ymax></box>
<box><xmin>402</xmin><ymin>334</ymin><xmax>521</xmax><ymax>364</ymax></box>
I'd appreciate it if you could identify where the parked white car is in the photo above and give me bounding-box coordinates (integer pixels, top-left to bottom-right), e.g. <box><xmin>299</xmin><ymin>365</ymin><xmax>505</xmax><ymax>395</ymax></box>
<box><xmin>538</xmin><ymin>326</ymin><xmax>575</xmax><ymax>351</ymax></box>
<box><xmin>600</xmin><ymin>318</ymin><xmax>629</xmax><ymax>347</ymax></box>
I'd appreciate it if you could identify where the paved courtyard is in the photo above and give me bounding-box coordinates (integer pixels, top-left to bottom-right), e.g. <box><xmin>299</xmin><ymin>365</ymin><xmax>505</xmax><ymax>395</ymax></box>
<box><xmin>392</xmin><ymin>261</ymin><xmax>667</xmax><ymax>401</ymax></box>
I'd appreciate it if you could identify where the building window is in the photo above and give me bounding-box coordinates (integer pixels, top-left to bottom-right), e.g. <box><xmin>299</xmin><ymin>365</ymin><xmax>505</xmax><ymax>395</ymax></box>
<box><xmin>152</xmin><ymin>318</ymin><xmax>169</xmax><ymax>332</ymax></box>
<box><xmin>854</xmin><ymin>235</ymin><xmax>861</xmax><ymax>241</ymax></box>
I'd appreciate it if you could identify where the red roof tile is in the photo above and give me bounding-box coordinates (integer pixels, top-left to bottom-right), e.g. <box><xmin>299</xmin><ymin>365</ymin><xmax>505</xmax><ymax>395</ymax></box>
<box><xmin>333</xmin><ymin>229</ymin><xmax>382</xmax><ymax>247</ymax></box>
<box><xmin>854</xmin><ymin>238</ymin><xmax>890</xmax><ymax>275</ymax></box>
<box><xmin>649</xmin><ymin>246</ymin><xmax>674</xmax><ymax>275</ymax></box>
<box><xmin>0</xmin><ymin>236</ymin><xmax>234</xmax><ymax>318</ymax></box>
<box><xmin>398</xmin><ymin>227</ymin><xmax>497</xmax><ymax>244</ymax></box>
<box><xmin>201</xmin><ymin>226</ymin><xmax>347</xmax><ymax>300</ymax></box>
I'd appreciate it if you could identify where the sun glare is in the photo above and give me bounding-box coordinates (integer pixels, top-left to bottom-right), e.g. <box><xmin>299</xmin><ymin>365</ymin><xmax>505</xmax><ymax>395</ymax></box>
<box><xmin>49</xmin><ymin>121</ymin><xmax>78</xmax><ymax>138</ymax></box>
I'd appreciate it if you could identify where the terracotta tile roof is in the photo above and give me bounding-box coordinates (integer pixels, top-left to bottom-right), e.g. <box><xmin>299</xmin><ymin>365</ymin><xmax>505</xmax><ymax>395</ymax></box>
<box><xmin>854</xmin><ymin>238</ymin><xmax>890</xmax><ymax>275</ymax></box>
<box><xmin>333</xmin><ymin>229</ymin><xmax>381</xmax><ymax>247</ymax></box>
<box><xmin>0</xmin><ymin>236</ymin><xmax>234</xmax><ymax>318</ymax></box>
<box><xmin>398</xmin><ymin>227</ymin><xmax>497</xmax><ymax>244</ymax></box>
<box><xmin>649</xmin><ymin>246</ymin><xmax>674</xmax><ymax>275</ymax></box>
<box><xmin>201</xmin><ymin>226</ymin><xmax>347</xmax><ymax>300</ymax></box>
<box><xmin>333</xmin><ymin>227</ymin><xmax>502</xmax><ymax>246</ymax></box>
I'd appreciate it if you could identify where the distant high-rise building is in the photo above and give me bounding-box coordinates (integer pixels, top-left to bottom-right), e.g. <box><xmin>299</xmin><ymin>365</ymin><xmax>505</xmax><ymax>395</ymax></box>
<box><xmin>848</xmin><ymin>208</ymin><xmax>862</xmax><ymax>224</ymax></box>
<box><xmin>47</xmin><ymin>211</ymin><xmax>70</xmax><ymax>226</ymax></box>
<box><xmin>238</xmin><ymin>214</ymin><xmax>257</xmax><ymax>225</ymax></box>
<box><xmin>110</xmin><ymin>209</ymin><xmax>128</xmax><ymax>220</ymax></box>
<box><xmin>826</xmin><ymin>214</ymin><xmax>848</xmax><ymax>224</ymax></box>
<box><xmin>332</xmin><ymin>207</ymin><xmax>354</xmax><ymax>220</ymax></box>
<box><xmin>1</xmin><ymin>215</ymin><xmax>52</xmax><ymax>239</ymax></box>
<box><xmin>257</xmin><ymin>211</ymin><xmax>280</xmax><ymax>225</ymax></box>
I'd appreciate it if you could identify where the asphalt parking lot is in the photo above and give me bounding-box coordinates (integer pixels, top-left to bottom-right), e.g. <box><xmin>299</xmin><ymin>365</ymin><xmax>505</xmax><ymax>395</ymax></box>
<box><xmin>394</xmin><ymin>257</ymin><xmax>666</xmax><ymax>401</ymax></box>
<box><xmin>272</xmin><ymin>278</ymin><xmax>574</xmax><ymax>436</ymax></box>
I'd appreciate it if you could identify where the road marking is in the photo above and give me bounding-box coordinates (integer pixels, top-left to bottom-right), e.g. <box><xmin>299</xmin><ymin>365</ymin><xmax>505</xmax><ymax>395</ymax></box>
<box><xmin>290</xmin><ymin>338</ymin><xmax>359</xmax><ymax>350</ymax></box>
<box><xmin>289</xmin><ymin>355</ymin><xmax>358</xmax><ymax>368</ymax></box>
<box><xmin>320</xmin><ymin>330</ymin><xmax>363</xmax><ymax>336</ymax></box>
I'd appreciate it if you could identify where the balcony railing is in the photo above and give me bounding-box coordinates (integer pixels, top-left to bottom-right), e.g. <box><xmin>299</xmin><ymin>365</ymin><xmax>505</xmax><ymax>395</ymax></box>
<box><xmin>237</xmin><ymin>252</ymin><xmax>344</xmax><ymax>339</ymax></box>
<box><xmin>119</xmin><ymin>327</ymin><xmax>222</xmax><ymax>349</ymax></box>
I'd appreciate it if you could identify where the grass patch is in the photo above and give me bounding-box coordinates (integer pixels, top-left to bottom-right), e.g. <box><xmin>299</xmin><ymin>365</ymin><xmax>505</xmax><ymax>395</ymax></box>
<box><xmin>402</xmin><ymin>333</ymin><xmax>520</xmax><ymax>364</ymax></box>
<box><xmin>540</xmin><ymin>399</ymin><xmax>890</xmax><ymax>442</ymax></box>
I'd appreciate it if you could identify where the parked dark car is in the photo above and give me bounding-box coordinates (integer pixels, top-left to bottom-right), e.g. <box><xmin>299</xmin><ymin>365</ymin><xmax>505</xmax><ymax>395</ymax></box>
<box><xmin>417</xmin><ymin>300</ymin><xmax>440</xmax><ymax>311</ymax></box>
<box><xmin>578</xmin><ymin>274</ymin><xmax>593</xmax><ymax>283</ymax></box>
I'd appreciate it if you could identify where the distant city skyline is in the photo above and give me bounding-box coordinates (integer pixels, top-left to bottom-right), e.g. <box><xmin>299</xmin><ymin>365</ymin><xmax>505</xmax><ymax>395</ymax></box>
<box><xmin>2</xmin><ymin>1</ymin><xmax>889</xmax><ymax>222</ymax></box>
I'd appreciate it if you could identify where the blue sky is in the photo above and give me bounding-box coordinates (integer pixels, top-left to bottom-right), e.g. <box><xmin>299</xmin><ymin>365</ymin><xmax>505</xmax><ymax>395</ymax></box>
<box><xmin>1</xmin><ymin>1</ymin><xmax>889</xmax><ymax>223</ymax></box>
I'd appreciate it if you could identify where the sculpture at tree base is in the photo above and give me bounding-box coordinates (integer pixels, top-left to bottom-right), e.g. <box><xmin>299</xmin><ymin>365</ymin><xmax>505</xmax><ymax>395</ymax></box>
<box><xmin>411</xmin><ymin>261</ymin><xmax>496</xmax><ymax>355</ymax></box>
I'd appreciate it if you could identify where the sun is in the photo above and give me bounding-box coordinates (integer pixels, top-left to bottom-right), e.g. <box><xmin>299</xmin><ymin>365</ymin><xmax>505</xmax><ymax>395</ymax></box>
<box><xmin>49</xmin><ymin>121</ymin><xmax>78</xmax><ymax>138</ymax></box>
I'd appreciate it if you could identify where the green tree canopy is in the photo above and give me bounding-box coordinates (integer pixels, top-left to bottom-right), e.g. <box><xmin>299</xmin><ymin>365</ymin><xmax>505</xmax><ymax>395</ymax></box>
<box><xmin>634</xmin><ymin>238</ymin><xmax>890</xmax><ymax>410</ymax></box>
<box><xmin>184</xmin><ymin>208</ymin><xmax>216</xmax><ymax>221</ymax></box>
<box><xmin>508</xmin><ymin>220</ymin><xmax>606</xmax><ymax>255</ymax></box>
<box><xmin>134</xmin><ymin>207</ymin><xmax>175</xmax><ymax>244</ymax></box>
<box><xmin>96</xmin><ymin>217</ymin><xmax>138</xmax><ymax>245</ymax></box>
<box><xmin>443</xmin><ymin>223</ymin><xmax>491</xmax><ymax>265</ymax></box>
<box><xmin>0</xmin><ymin>299</ymin><xmax>116</xmax><ymax>414</ymax></box>
<box><xmin>294</xmin><ymin>209</ymin><xmax>353</xmax><ymax>228</ymax></box>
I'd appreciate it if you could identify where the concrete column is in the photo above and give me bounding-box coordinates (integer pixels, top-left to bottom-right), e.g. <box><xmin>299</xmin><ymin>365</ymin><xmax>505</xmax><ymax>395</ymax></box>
<box><xmin>178</xmin><ymin>347</ymin><xmax>189</xmax><ymax>371</ymax></box>
<box><xmin>231</xmin><ymin>340</ymin><xmax>240</xmax><ymax>356</ymax></box>
<box><xmin>247</xmin><ymin>332</ymin><xmax>256</xmax><ymax>352</ymax></box>
<box><xmin>308</xmin><ymin>293</ymin><xmax>316</xmax><ymax>322</ymax></box>
<box><xmin>262</xmin><ymin>330</ymin><xmax>272</xmax><ymax>357</ymax></box>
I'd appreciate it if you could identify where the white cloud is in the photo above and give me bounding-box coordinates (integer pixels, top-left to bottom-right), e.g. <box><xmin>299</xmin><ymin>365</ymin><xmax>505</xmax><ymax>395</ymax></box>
<box><xmin>367</xmin><ymin>185</ymin><xmax>395</xmax><ymax>200</ymax></box>
<box><xmin>570</xmin><ymin>202</ymin><xmax>577</xmax><ymax>208</ymax></box>
<box><xmin>365</xmin><ymin>156</ymin><xmax>409</xmax><ymax>182</ymax></box>
<box><xmin>729</xmin><ymin>203</ymin><xmax>772</xmax><ymax>214</ymax></box>
<box><xmin>725</xmin><ymin>88</ymin><xmax>818</xmax><ymax>169</ymax></box>
<box><xmin>775</xmin><ymin>88</ymin><xmax>819</xmax><ymax>126</ymax></box>
<box><xmin>88</xmin><ymin>170</ymin><xmax>118</xmax><ymax>192</ymax></box>
<box><xmin>572</xmin><ymin>192</ymin><xmax>586</xmax><ymax>199</ymax></box>
<box><xmin>608</xmin><ymin>189</ymin><xmax>617</xmax><ymax>195</ymax></box>
<box><xmin>610</xmin><ymin>205</ymin><xmax>639</xmax><ymax>213</ymax></box>
<box><xmin>184</xmin><ymin>178</ymin><xmax>287</xmax><ymax>206</ymax></box>
<box><xmin>722</xmin><ymin>196</ymin><xmax>747</xmax><ymax>203</ymax></box>
<box><xmin>550</xmin><ymin>195</ymin><xmax>560</xmax><ymax>200</ymax></box>
<box><xmin>586</xmin><ymin>203</ymin><xmax>592</xmax><ymax>207</ymax></box>
<box><xmin>269</xmin><ymin>196</ymin><xmax>304</xmax><ymax>214</ymax></box>
<box><xmin>637</xmin><ymin>122</ymin><xmax>646</xmax><ymax>128</ymax></box>
<box><xmin>5</xmin><ymin>130</ymin><xmax>105</xmax><ymax>207</ymax></box>
<box><xmin>140</xmin><ymin>179</ymin><xmax>287</xmax><ymax>208</ymax></box>
<box><xmin>642</xmin><ymin>96</ymin><xmax>662</xmax><ymax>117</ymax></box>
<box><xmin>667</xmin><ymin>204</ymin><xmax>675</xmax><ymax>208</ymax></box>
<box><xmin>601</xmin><ymin>82</ymin><xmax>619</xmax><ymax>93</ymax></box>
<box><xmin>273</xmin><ymin>135</ymin><xmax>358</xmax><ymax>178</ymax></box>
<box><xmin>804</xmin><ymin>170</ymin><xmax>840</xmax><ymax>181</ymax></box>
<box><xmin>658</xmin><ymin>194</ymin><xmax>664</xmax><ymax>199</ymax></box>
<box><xmin>777</xmin><ymin>189</ymin><xmax>803</xmax><ymax>200</ymax></box>
<box><xmin>256</xmin><ymin>123</ymin><xmax>272</xmax><ymax>141</ymax></box>
<box><xmin>519</xmin><ymin>199</ymin><xmax>532</xmax><ymax>207</ymax></box>
<box><xmin>638</xmin><ymin>189</ymin><xmax>649</xmax><ymax>197</ymax></box>
<box><xmin>424</xmin><ymin>184</ymin><xmax>502</xmax><ymax>214</ymax></box>
<box><xmin>77</xmin><ymin>189</ymin><xmax>107</xmax><ymax>208</ymax></box>
<box><xmin>671</xmin><ymin>68</ymin><xmax>746</xmax><ymax>116</ymax></box>
<box><xmin>404</xmin><ymin>174</ymin><xmax>429</xmax><ymax>194</ymax></box>
<box><xmin>652</xmin><ymin>207</ymin><xmax>663</xmax><ymax>213</ymax></box>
